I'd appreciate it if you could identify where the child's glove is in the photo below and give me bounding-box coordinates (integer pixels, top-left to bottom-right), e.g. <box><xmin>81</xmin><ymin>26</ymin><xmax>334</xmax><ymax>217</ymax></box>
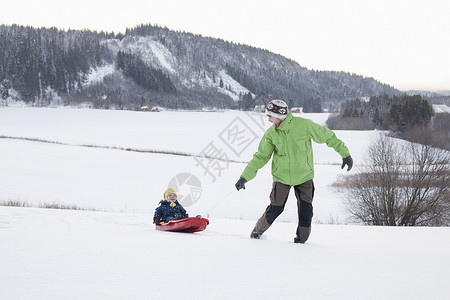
<box><xmin>153</xmin><ymin>217</ymin><xmax>161</xmax><ymax>225</ymax></box>
<box><xmin>174</xmin><ymin>213</ymin><xmax>183</xmax><ymax>220</ymax></box>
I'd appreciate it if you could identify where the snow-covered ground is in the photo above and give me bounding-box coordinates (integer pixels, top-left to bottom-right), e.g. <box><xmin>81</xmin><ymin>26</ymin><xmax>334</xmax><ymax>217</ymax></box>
<box><xmin>0</xmin><ymin>107</ymin><xmax>449</xmax><ymax>299</ymax></box>
<box><xmin>433</xmin><ymin>104</ymin><xmax>450</xmax><ymax>114</ymax></box>
<box><xmin>0</xmin><ymin>108</ymin><xmax>371</xmax><ymax>222</ymax></box>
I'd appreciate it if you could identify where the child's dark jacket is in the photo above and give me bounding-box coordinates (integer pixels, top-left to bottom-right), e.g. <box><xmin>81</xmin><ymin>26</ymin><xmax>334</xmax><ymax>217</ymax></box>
<box><xmin>154</xmin><ymin>200</ymin><xmax>188</xmax><ymax>223</ymax></box>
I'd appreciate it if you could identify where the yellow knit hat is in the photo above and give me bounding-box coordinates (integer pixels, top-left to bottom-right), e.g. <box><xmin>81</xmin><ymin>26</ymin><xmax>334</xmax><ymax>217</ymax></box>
<box><xmin>164</xmin><ymin>188</ymin><xmax>177</xmax><ymax>201</ymax></box>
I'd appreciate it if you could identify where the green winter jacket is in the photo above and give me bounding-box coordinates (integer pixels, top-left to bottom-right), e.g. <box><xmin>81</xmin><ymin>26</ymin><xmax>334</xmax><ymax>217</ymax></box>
<box><xmin>241</xmin><ymin>112</ymin><xmax>350</xmax><ymax>186</ymax></box>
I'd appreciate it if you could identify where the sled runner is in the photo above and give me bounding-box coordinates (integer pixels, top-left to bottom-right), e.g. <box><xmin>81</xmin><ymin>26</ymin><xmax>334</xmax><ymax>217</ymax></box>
<box><xmin>155</xmin><ymin>217</ymin><xmax>209</xmax><ymax>233</ymax></box>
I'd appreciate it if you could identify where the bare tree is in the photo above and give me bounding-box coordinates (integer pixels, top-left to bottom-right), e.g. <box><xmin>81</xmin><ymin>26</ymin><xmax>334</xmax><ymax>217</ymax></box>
<box><xmin>343</xmin><ymin>135</ymin><xmax>450</xmax><ymax>226</ymax></box>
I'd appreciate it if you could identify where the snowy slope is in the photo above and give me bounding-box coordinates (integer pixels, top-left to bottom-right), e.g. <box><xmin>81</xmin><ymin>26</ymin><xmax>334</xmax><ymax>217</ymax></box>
<box><xmin>104</xmin><ymin>35</ymin><xmax>251</xmax><ymax>101</ymax></box>
<box><xmin>1</xmin><ymin>207</ymin><xmax>448</xmax><ymax>300</ymax></box>
<box><xmin>1</xmin><ymin>107</ymin><xmax>449</xmax><ymax>299</ymax></box>
<box><xmin>0</xmin><ymin>108</ymin><xmax>376</xmax><ymax>222</ymax></box>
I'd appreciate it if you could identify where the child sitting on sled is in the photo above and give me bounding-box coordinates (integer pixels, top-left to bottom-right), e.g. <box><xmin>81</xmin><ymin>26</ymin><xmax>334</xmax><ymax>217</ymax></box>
<box><xmin>153</xmin><ymin>188</ymin><xmax>189</xmax><ymax>225</ymax></box>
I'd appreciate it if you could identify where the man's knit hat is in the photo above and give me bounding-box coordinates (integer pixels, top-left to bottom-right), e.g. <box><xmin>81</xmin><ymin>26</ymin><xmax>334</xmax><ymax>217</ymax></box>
<box><xmin>265</xmin><ymin>100</ymin><xmax>288</xmax><ymax>120</ymax></box>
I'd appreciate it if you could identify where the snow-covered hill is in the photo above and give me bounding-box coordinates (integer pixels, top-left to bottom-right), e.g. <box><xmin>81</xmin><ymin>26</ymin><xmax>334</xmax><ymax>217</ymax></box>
<box><xmin>1</xmin><ymin>24</ymin><xmax>401</xmax><ymax>109</ymax></box>
<box><xmin>1</xmin><ymin>206</ymin><xmax>448</xmax><ymax>300</ymax></box>
<box><xmin>1</xmin><ymin>107</ymin><xmax>449</xmax><ymax>299</ymax></box>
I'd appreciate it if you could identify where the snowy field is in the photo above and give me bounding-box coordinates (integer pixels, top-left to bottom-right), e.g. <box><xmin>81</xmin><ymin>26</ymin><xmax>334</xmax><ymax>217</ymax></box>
<box><xmin>0</xmin><ymin>108</ymin><xmax>371</xmax><ymax>222</ymax></box>
<box><xmin>1</xmin><ymin>107</ymin><xmax>449</xmax><ymax>299</ymax></box>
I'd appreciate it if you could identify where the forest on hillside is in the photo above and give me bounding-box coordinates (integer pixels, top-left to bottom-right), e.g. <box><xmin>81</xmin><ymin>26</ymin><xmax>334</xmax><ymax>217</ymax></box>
<box><xmin>327</xmin><ymin>94</ymin><xmax>450</xmax><ymax>150</ymax></box>
<box><xmin>1</xmin><ymin>23</ymin><xmax>400</xmax><ymax>109</ymax></box>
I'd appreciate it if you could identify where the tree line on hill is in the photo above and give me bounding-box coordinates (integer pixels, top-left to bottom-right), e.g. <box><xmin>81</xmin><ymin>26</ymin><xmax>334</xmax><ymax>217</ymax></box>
<box><xmin>116</xmin><ymin>51</ymin><xmax>176</xmax><ymax>94</ymax></box>
<box><xmin>0</xmin><ymin>25</ymin><xmax>113</xmax><ymax>104</ymax></box>
<box><xmin>326</xmin><ymin>94</ymin><xmax>450</xmax><ymax>150</ymax></box>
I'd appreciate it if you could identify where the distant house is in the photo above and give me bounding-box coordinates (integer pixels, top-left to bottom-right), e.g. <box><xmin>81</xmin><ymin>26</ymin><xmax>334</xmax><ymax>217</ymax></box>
<box><xmin>140</xmin><ymin>106</ymin><xmax>150</xmax><ymax>111</ymax></box>
<box><xmin>290</xmin><ymin>107</ymin><xmax>302</xmax><ymax>113</ymax></box>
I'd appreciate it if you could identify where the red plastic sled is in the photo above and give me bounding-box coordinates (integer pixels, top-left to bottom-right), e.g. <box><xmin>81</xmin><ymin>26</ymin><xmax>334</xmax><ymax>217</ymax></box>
<box><xmin>156</xmin><ymin>217</ymin><xmax>209</xmax><ymax>233</ymax></box>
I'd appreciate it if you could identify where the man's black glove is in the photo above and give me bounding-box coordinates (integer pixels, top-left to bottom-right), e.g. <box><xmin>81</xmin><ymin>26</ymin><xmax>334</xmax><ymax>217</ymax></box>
<box><xmin>235</xmin><ymin>177</ymin><xmax>247</xmax><ymax>191</ymax></box>
<box><xmin>341</xmin><ymin>155</ymin><xmax>353</xmax><ymax>171</ymax></box>
<box><xmin>153</xmin><ymin>217</ymin><xmax>161</xmax><ymax>225</ymax></box>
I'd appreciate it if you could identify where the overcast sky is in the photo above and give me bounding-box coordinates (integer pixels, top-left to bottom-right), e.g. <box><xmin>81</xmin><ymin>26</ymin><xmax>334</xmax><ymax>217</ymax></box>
<box><xmin>1</xmin><ymin>0</ymin><xmax>449</xmax><ymax>91</ymax></box>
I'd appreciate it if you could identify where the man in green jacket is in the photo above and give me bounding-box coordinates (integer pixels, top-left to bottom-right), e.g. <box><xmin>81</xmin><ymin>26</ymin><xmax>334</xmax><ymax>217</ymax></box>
<box><xmin>235</xmin><ymin>99</ymin><xmax>353</xmax><ymax>243</ymax></box>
